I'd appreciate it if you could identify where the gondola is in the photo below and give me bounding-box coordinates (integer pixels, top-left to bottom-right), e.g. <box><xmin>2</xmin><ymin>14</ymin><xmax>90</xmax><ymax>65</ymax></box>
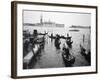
<box><xmin>60</xmin><ymin>36</ymin><xmax>66</xmax><ymax>39</ymax></box>
<box><xmin>80</xmin><ymin>44</ymin><xmax>91</xmax><ymax>63</ymax></box>
<box><xmin>62</xmin><ymin>53</ymin><xmax>75</xmax><ymax>66</ymax></box>
<box><xmin>49</xmin><ymin>35</ymin><xmax>56</xmax><ymax>39</ymax></box>
<box><xmin>32</xmin><ymin>44</ymin><xmax>40</xmax><ymax>55</ymax></box>
<box><xmin>55</xmin><ymin>42</ymin><xmax>61</xmax><ymax>49</ymax></box>
<box><xmin>62</xmin><ymin>48</ymin><xmax>75</xmax><ymax>66</ymax></box>
<box><xmin>60</xmin><ymin>36</ymin><xmax>72</xmax><ymax>40</ymax></box>
<box><xmin>35</xmin><ymin>35</ymin><xmax>45</xmax><ymax>49</ymax></box>
<box><xmin>80</xmin><ymin>44</ymin><xmax>86</xmax><ymax>56</ymax></box>
<box><xmin>54</xmin><ymin>36</ymin><xmax>61</xmax><ymax>49</ymax></box>
<box><xmin>65</xmin><ymin>34</ymin><xmax>73</xmax><ymax>48</ymax></box>
<box><xmin>66</xmin><ymin>40</ymin><xmax>73</xmax><ymax>47</ymax></box>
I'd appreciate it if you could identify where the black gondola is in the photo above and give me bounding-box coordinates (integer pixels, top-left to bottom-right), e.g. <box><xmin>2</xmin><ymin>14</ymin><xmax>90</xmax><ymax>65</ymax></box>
<box><xmin>62</xmin><ymin>47</ymin><xmax>75</xmax><ymax>66</ymax></box>
<box><xmin>80</xmin><ymin>44</ymin><xmax>91</xmax><ymax>64</ymax></box>
<box><xmin>54</xmin><ymin>35</ymin><xmax>61</xmax><ymax>49</ymax></box>
<box><xmin>49</xmin><ymin>35</ymin><xmax>56</xmax><ymax>39</ymax></box>
<box><xmin>59</xmin><ymin>35</ymin><xmax>66</xmax><ymax>39</ymax></box>
<box><xmin>80</xmin><ymin>44</ymin><xmax>86</xmax><ymax>56</ymax></box>
<box><xmin>55</xmin><ymin>41</ymin><xmax>61</xmax><ymax>49</ymax></box>
<box><xmin>66</xmin><ymin>40</ymin><xmax>73</xmax><ymax>48</ymax></box>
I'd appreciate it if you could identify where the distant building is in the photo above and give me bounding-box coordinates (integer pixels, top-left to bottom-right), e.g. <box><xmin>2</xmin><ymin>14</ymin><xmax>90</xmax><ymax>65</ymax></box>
<box><xmin>24</xmin><ymin>15</ymin><xmax>64</xmax><ymax>28</ymax></box>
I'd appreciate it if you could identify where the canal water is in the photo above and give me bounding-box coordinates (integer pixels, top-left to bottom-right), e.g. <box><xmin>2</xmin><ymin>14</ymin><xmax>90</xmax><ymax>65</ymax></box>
<box><xmin>24</xmin><ymin>26</ymin><xmax>91</xmax><ymax>69</ymax></box>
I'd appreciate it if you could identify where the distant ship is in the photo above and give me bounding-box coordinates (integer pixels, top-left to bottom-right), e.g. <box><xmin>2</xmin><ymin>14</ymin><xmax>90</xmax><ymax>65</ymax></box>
<box><xmin>69</xmin><ymin>25</ymin><xmax>91</xmax><ymax>29</ymax></box>
<box><xmin>69</xmin><ymin>29</ymin><xmax>79</xmax><ymax>32</ymax></box>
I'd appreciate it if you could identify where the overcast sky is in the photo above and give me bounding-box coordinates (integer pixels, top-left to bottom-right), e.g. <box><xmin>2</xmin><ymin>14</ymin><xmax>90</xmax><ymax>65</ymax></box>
<box><xmin>23</xmin><ymin>10</ymin><xmax>91</xmax><ymax>27</ymax></box>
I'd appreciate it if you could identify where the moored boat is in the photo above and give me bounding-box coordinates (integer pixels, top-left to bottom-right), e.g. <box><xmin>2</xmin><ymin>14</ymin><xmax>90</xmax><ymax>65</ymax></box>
<box><xmin>62</xmin><ymin>47</ymin><xmax>75</xmax><ymax>66</ymax></box>
<box><xmin>80</xmin><ymin>44</ymin><xmax>87</xmax><ymax>56</ymax></box>
<box><xmin>66</xmin><ymin>40</ymin><xmax>73</xmax><ymax>46</ymax></box>
<box><xmin>80</xmin><ymin>44</ymin><xmax>91</xmax><ymax>64</ymax></box>
<box><xmin>62</xmin><ymin>52</ymin><xmax>75</xmax><ymax>66</ymax></box>
<box><xmin>49</xmin><ymin>35</ymin><xmax>56</xmax><ymax>39</ymax></box>
<box><xmin>54</xmin><ymin>35</ymin><xmax>61</xmax><ymax>49</ymax></box>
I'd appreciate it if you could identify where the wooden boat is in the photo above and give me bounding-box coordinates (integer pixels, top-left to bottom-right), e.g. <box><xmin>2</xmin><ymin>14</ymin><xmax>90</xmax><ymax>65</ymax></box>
<box><xmin>80</xmin><ymin>45</ymin><xmax>91</xmax><ymax>63</ymax></box>
<box><xmin>62</xmin><ymin>48</ymin><xmax>75</xmax><ymax>66</ymax></box>
<box><xmin>23</xmin><ymin>51</ymin><xmax>34</xmax><ymax>69</ymax></box>
<box><xmin>38</xmin><ymin>32</ymin><xmax>48</xmax><ymax>35</ymax></box>
<box><xmin>62</xmin><ymin>53</ymin><xmax>75</xmax><ymax>66</ymax></box>
<box><xmin>31</xmin><ymin>35</ymin><xmax>45</xmax><ymax>55</ymax></box>
<box><xmin>66</xmin><ymin>36</ymin><xmax>72</xmax><ymax>40</ymax></box>
<box><xmin>55</xmin><ymin>42</ymin><xmax>61</xmax><ymax>49</ymax></box>
<box><xmin>59</xmin><ymin>36</ymin><xmax>66</xmax><ymax>39</ymax></box>
<box><xmin>55</xmin><ymin>38</ymin><xmax>61</xmax><ymax>49</ymax></box>
<box><xmin>66</xmin><ymin>40</ymin><xmax>73</xmax><ymax>48</ymax></box>
<box><xmin>65</xmin><ymin>34</ymin><xmax>73</xmax><ymax>47</ymax></box>
<box><xmin>32</xmin><ymin>44</ymin><xmax>40</xmax><ymax>55</ymax></box>
<box><xmin>80</xmin><ymin>44</ymin><xmax>87</xmax><ymax>56</ymax></box>
<box><xmin>66</xmin><ymin>40</ymin><xmax>73</xmax><ymax>45</ymax></box>
<box><xmin>59</xmin><ymin>36</ymin><xmax>72</xmax><ymax>40</ymax></box>
<box><xmin>49</xmin><ymin>35</ymin><xmax>56</xmax><ymax>39</ymax></box>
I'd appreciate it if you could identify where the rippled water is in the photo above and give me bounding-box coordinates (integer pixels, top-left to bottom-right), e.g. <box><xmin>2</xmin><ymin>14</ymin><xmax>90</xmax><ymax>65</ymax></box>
<box><xmin>24</xmin><ymin>26</ymin><xmax>91</xmax><ymax>69</ymax></box>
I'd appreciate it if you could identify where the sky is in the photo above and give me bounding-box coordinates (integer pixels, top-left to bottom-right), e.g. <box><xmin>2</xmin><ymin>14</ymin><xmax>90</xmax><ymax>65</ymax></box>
<box><xmin>23</xmin><ymin>10</ymin><xmax>91</xmax><ymax>27</ymax></box>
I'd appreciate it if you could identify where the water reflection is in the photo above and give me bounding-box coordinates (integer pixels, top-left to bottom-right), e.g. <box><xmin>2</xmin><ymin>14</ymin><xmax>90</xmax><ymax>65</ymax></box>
<box><xmin>23</xmin><ymin>27</ymin><xmax>90</xmax><ymax>69</ymax></box>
